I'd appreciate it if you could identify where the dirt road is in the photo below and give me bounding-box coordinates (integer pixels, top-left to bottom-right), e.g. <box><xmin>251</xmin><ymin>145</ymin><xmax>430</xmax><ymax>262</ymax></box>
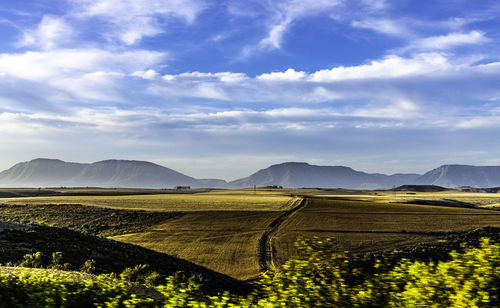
<box><xmin>258</xmin><ymin>198</ymin><xmax>308</xmax><ymax>272</ymax></box>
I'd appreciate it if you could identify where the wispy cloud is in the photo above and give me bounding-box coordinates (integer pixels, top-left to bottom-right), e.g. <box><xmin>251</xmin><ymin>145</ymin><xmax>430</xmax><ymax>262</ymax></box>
<box><xmin>70</xmin><ymin>0</ymin><xmax>205</xmax><ymax>45</ymax></box>
<box><xmin>404</xmin><ymin>30</ymin><xmax>489</xmax><ymax>51</ymax></box>
<box><xmin>351</xmin><ymin>18</ymin><xmax>410</xmax><ymax>37</ymax></box>
<box><xmin>0</xmin><ymin>48</ymin><xmax>165</xmax><ymax>108</ymax></box>
<box><xmin>239</xmin><ymin>0</ymin><xmax>341</xmax><ymax>56</ymax></box>
<box><xmin>16</xmin><ymin>15</ymin><xmax>74</xmax><ymax>49</ymax></box>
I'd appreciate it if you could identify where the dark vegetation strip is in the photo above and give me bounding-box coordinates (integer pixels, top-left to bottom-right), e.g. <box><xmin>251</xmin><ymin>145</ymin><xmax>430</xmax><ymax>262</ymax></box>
<box><xmin>405</xmin><ymin>198</ymin><xmax>477</xmax><ymax>208</ymax></box>
<box><xmin>0</xmin><ymin>188</ymin><xmax>213</xmax><ymax>198</ymax></box>
<box><xmin>357</xmin><ymin>226</ymin><xmax>500</xmax><ymax>269</ymax></box>
<box><xmin>0</xmin><ymin>203</ymin><xmax>184</xmax><ymax>237</ymax></box>
<box><xmin>258</xmin><ymin>198</ymin><xmax>307</xmax><ymax>272</ymax></box>
<box><xmin>296</xmin><ymin>211</ymin><xmax>499</xmax><ymax>215</ymax></box>
<box><xmin>295</xmin><ymin>230</ymin><xmax>467</xmax><ymax>235</ymax></box>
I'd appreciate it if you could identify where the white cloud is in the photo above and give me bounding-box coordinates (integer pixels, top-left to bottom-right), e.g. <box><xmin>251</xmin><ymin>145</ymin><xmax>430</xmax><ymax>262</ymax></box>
<box><xmin>132</xmin><ymin>69</ymin><xmax>160</xmax><ymax>80</ymax></box>
<box><xmin>353</xmin><ymin>99</ymin><xmax>420</xmax><ymax>119</ymax></box>
<box><xmin>310</xmin><ymin>53</ymin><xmax>450</xmax><ymax>81</ymax></box>
<box><xmin>406</xmin><ymin>31</ymin><xmax>488</xmax><ymax>51</ymax></box>
<box><xmin>123</xmin><ymin>53</ymin><xmax>500</xmax><ymax>107</ymax></box>
<box><xmin>0</xmin><ymin>49</ymin><xmax>165</xmax><ymax>80</ymax></box>
<box><xmin>0</xmin><ymin>48</ymin><xmax>165</xmax><ymax>104</ymax></box>
<box><xmin>162</xmin><ymin>71</ymin><xmax>248</xmax><ymax>83</ymax></box>
<box><xmin>456</xmin><ymin>116</ymin><xmax>500</xmax><ymax>129</ymax></box>
<box><xmin>257</xmin><ymin>68</ymin><xmax>306</xmax><ymax>81</ymax></box>
<box><xmin>71</xmin><ymin>0</ymin><xmax>204</xmax><ymax>45</ymax></box>
<box><xmin>16</xmin><ymin>15</ymin><xmax>74</xmax><ymax>49</ymax></box>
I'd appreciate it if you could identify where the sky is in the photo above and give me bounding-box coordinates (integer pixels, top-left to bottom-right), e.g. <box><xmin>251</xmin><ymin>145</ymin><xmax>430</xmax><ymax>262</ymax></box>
<box><xmin>0</xmin><ymin>0</ymin><xmax>500</xmax><ymax>180</ymax></box>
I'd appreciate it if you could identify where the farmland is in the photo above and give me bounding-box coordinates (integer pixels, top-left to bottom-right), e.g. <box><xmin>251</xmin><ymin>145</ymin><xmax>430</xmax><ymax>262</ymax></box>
<box><xmin>0</xmin><ymin>191</ymin><xmax>297</xmax><ymax>212</ymax></box>
<box><xmin>0</xmin><ymin>188</ymin><xmax>499</xmax><ymax>281</ymax></box>
<box><xmin>272</xmin><ymin>196</ymin><xmax>500</xmax><ymax>266</ymax></box>
<box><xmin>112</xmin><ymin>211</ymin><xmax>283</xmax><ymax>279</ymax></box>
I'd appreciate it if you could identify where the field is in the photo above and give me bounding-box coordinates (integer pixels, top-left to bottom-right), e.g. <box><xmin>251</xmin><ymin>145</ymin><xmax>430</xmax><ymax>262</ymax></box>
<box><xmin>112</xmin><ymin>211</ymin><xmax>282</xmax><ymax>279</ymax></box>
<box><xmin>272</xmin><ymin>197</ymin><xmax>500</xmax><ymax>266</ymax></box>
<box><xmin>303</xmin><ymin>190</ymin><xmax>500</xmax><ymax>209</ymax></box>
<box><xmin>1</xmin><ymin>188</ymin><xmax>499</xmax><ymax>281</ymax></box>
<box><xmin>0</xmin><ymin>191</ymin><xmax>297</xmax><ymax>212</ymax></box>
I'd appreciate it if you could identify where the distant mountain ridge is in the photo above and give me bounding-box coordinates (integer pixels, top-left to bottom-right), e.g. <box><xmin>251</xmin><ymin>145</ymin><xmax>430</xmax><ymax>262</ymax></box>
<box><xmin>227</xmin><ymin>162</ymin><xmax>420</xmax><ymax>189</ymax></box>
<box><xmin>1</xmin><ymin>159</ymin><xmax>500</xmax><ymax>189</ymax></box>
<box><xmin>415</xmin><ymin>164</ymin><xmax>500</xmax><ymax>188</ymax></box>
<box><xmin>0</xmin><ymin>158</ymin><xmax>226</xmax><ymax>188</ymax></box>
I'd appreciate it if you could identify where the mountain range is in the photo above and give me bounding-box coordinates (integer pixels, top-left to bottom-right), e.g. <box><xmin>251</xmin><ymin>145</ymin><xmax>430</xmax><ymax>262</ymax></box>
<box><xmin>1</xmin><ymin>158</ymin><xmax>500</xmax><ymax>189</ymax></box>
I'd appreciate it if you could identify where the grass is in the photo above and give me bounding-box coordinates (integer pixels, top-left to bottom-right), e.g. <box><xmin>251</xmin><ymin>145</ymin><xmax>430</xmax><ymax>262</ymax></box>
<box><xmin>1</xmin><ymin>193</ymin><xmax>297</xmax><ymax>212</ymax></box>
<box><xmin>272</xmin><ymin>197</ymin><xmax>500</xmax><ymax>266</ymax></box>
<box><xmin>111</xmin><ymin>211</ymin><xmax>283</xmax><ymax>280</ymax></box>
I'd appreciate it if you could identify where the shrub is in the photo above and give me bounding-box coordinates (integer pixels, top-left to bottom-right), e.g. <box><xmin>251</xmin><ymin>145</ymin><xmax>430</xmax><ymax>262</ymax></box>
<box><xmin>120</xmin><ymin>264</ymin><xmax>162</xmax><ymax>286</ymax></box>
<box><xmin>17</xmin><ymin>252</ymin><xmax>44</xmax><ymax>268</ymax></box>
<box><xmin>79</xmin><ymin>259</ymin><xmax>96</xmax><ymax>274</ymax></box>
<box><xmin>49</xmin><ymin>252</ymin><xmax>70</xmax><ymax>271</ymax></box>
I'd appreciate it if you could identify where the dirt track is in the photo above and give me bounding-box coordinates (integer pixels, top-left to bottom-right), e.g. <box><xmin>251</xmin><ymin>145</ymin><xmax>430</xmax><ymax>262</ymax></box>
<box><xmin>258</xmin><ymin>198</ymin><xmax>308</xmax><ymax>272</ymax></box>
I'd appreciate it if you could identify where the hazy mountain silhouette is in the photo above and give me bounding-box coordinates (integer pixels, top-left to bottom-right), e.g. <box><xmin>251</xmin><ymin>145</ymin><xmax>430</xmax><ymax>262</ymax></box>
<box><xmin>415</xmin><ymin>164</ymin><xmax>500</xmax><ymax>188</ymax></box>
<box><xmin>0</xmin><ymin>159</ymin><xmax>86</xmax><ymax>187</ymax></box>
<box><xmin>228</xmin><ymin>162</ymin><xmax>420</xmax><ymax>189</ymax></box>
<box><xmin>1</xmin><ymin>159</ymin><xmax>500</xmax><ymax>189</ymax></box>
<box><xmin>0</xmin><ymin>159</ymin><xmax>226</xmax><ymax>188</ymax></box>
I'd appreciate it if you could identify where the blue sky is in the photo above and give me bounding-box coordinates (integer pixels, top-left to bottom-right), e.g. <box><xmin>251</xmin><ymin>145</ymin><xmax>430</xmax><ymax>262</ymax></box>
<box><xmin>1</xmin><ymin>0</ymin><xmax>500</xmax><ymax>180</ymax></box>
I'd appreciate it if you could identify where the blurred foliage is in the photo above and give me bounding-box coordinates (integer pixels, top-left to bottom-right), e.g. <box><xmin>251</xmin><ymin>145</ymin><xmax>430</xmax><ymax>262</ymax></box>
<box><xmin>0</xmin><ymin>237</ymin><xmax>498</xmax><ymax>307</ymax></box>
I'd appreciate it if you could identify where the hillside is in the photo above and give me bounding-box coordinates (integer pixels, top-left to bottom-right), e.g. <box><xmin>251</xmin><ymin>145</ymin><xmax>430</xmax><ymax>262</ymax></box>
<box><xmin>416</xmin><ymin>164</ymin><xmax>500</xmax><ymax>188</ymax></box>
<box><xmin>229</xmin><ymin>162</ymin><xmax>420</xmax><ymax>189</ymax></box>
<box><xmin>0</xmin><ymin>159</ymin><xmax>227</xmax><ymax>189</ymax></box>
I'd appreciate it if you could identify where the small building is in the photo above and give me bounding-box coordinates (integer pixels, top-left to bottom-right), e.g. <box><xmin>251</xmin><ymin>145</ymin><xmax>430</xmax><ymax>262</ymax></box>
<box><xmin>265</xmin><ymin>185</ymin><xmax>283</xmax><ymax>189</ymax></box>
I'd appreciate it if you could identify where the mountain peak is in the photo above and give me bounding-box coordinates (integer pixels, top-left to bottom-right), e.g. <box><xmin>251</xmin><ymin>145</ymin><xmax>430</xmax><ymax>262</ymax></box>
<box><xmin>29</xmin><ymin>158</ymin><xmax>66</xmax><ymax>163</ymax></box>
<box><xmin>269</xmin><ymin>162</ymin><xmax>311</xmax><ymax>168</ymax></box>
<box><xmin>417</xmin><ymin>164</ymin><xmax>500</xmax><ymax>188</ymax></box>
<box><xmin>94</xmin><ymin>159</ymin><xmax>158</xmax><ymax>166</ymax></box>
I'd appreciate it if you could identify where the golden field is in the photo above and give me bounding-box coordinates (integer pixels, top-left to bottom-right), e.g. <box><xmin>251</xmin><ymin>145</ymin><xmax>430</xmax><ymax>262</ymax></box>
<box><xmin>1</xmin><ymin>191</ymin><xmax>298</xmax><ymax>212</ymax></box>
